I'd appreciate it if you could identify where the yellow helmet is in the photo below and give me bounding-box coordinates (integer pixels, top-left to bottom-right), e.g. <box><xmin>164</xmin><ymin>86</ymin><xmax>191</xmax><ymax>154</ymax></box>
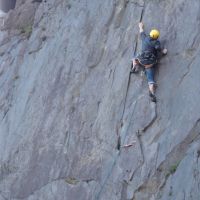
<box><xmin>150</xmin><ymin>29</ymin><xmax>160</xmax><ymax>39</ymax></box>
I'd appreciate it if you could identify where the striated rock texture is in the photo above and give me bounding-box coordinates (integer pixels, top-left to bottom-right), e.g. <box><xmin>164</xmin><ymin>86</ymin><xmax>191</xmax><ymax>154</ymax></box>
<box><xmin>0</xmin><ymin>0</ymin><xmax>200</xmax><ymax>199</ymax></box>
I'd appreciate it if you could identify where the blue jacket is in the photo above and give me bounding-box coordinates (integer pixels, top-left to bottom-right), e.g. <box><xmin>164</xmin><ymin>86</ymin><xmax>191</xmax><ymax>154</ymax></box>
<box><xmin>140</xmin><ymin>32</ymin><xmax>161</xmax><ymax>57</ymax></box>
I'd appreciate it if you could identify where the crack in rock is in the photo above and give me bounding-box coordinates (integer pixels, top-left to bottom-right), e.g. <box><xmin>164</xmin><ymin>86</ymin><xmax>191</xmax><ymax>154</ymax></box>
<box><xmin>131</xmin><ymin>118</ymin><xmax>200</xmax><ymax>199</ymax></box>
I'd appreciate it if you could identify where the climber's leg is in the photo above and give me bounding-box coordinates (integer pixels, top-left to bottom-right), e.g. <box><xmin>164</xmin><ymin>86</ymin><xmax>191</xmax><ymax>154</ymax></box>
<box><xmin>145</xmin><ymin>67</ymin><xmax>157</xmax><ymax>102</ymax></box>
<box><xmin>131</xmin><ymin>58</ymin><xmax>140</xmax><ymax>73</ymax></box>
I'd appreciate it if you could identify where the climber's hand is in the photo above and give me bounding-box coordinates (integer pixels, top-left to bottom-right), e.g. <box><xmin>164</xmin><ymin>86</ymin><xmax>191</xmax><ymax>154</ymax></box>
<box><xmin>162</xmin><ymin>48</ymin><xmax>168</xmax><ymax>55</ymax></box>
<box><xmin>138</xmin><ymin>22</ymin><xmax>144</xmax><ymax>29</ymax></box>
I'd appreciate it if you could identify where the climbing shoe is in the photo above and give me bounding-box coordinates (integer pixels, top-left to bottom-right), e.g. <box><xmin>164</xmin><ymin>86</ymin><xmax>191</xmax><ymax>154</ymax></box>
<box><xmin>130</xmin><ymin>68</ymin><xmax>138</xmax><ymax>73</ymax></box>
<box><xmin>149</xmin><ymin>92</ymin><xmax>157</xmax><ymax>103</ymax></box>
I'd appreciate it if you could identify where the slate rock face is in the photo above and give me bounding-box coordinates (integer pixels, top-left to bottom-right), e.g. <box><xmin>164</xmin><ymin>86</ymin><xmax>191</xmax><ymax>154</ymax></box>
<box><xmin>0</xmin><ymin>0</ymin><xmax>16</xmax><ymax>13</ymax></box>
<box><xmin>0</xmin><ymin>0</ymin><xmax>200</xmax><ymax>199</ymax></box>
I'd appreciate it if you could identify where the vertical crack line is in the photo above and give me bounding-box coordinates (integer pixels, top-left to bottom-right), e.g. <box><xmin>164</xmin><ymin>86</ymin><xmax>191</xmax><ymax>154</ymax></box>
<box><xmin>120</xmin><ymin>72</ymin><xmax>132</xmax><ymax>124</ymax></box>
<box><xmin>136</xmin><ymin>130</ymin><xmax>145</xmax><ymax>163</ymax></box>
<box><xmin>96</xmin><ymin>3</ymin><xmax>147</xmax><ymax>199</ymax></box>
<box><xmin>120</xmin><ymin>1</ymin><xmax>146</xmax><ymax>125</ymax></box>
<box><xmin>119</xmin><ymin>0</ymin><xmax>146</xmax><ymax>183</ymax></box>
<box><xmin>129</xmin><ymin>130</ymin><xmax>145</xmax><ymax>181</ymax></box>
<box><xmin>63</xmin><ymin>130</ymin><xmax>70</xmax><ymax>154</ymax></box>
<box><xmin>117</xmin><ymin>135</ymin><xmax>121</xmax><ymax>150</ymax></box>
<box><xmin>96</xmin><ymin>102</ymin><xmax>137</xmax><ymax>199</ymax></box>
<box><xmin>120</xmin><ymin>101</ymin><xmax>137</xmax><ymax>148</ymax></box>
<box><xmin>154</xmin><ymin>143</ymin><xmax>160</xmax><ymax>171</ymax></box>
<box><xmin>2</xmin><ymin>108</ymin><xmax>9</xmax><ymax>121</ymax></box>
<box><xmin>133</xmin><ymin>1</ymin><xmax>145</xmax><ymax>55</ymax></box>
<box><xmin>139</xmin><ymin>1</ymin><xmax>145</xmax><ymax>23</ymax></box>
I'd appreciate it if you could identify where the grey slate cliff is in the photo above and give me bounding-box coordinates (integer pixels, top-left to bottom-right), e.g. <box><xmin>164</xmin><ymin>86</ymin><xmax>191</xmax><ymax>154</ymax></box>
<box><xmin>0</xmin><ymin>0</ymin><xmax>200</xmax><ymax>199</ymax></box>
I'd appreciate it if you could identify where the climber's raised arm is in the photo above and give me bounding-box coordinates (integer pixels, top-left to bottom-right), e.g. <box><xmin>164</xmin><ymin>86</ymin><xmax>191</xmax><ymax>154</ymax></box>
<box><xmin>138</xmin><ymin>22</ymin><xmax>147</xmax><ymax>42</ymax></box>
<box><xmin>138</xmin><ymin>22</ymin><xmax>144</xmax><ymax>33</ymax></box>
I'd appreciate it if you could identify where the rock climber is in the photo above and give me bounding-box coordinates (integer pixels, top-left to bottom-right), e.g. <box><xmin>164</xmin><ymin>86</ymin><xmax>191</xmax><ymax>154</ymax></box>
<box><xmin>131</xmin><ymin>22</ymin><xmax>167</xmax><ymax>102</ymax></box>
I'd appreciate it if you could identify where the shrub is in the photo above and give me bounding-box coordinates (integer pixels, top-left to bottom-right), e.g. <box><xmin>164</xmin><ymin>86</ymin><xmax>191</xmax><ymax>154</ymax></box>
<box><xmin>20</xmin><ymin>24</ymin><xmax>33</xmax><ymax>38</ymax></box>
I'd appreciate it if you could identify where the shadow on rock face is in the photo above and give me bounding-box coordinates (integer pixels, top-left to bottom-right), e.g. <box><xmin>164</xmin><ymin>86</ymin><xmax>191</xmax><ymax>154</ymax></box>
<box><xmin>0</xmin><ymin>0</ymin><xmax>16</xmax><ymax>13</ymax></box>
